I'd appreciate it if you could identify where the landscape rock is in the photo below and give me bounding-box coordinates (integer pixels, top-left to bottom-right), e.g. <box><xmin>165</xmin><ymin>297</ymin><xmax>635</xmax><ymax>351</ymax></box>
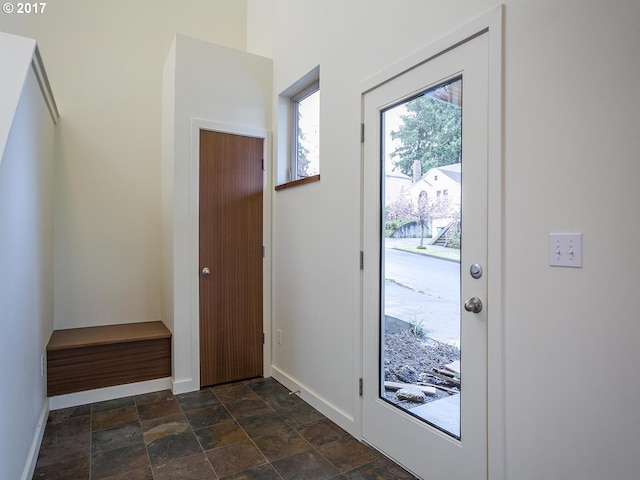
<box><xmin>396</xmin><ymin>388</ymin><xmax>426</xmax><ymax>403</ymax></box>
<box><xmin>397</xmin><ymin>365</ymin><xmax>420</xmax><ymax>384</ymax></box>
<box><xmin>384</xmin><ymin>331</ymin><xmax>460</xmax><ymax>408</ymax></box>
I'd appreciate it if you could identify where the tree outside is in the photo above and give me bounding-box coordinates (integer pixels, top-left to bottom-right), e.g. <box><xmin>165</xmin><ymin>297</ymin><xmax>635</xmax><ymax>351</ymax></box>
<box><xmin>390</xmin><ymin>79</ymin><xmax>462</xmax><ymax>179</ymax></box>
<box><xmin>385</xmin><ymin>78</ymin><xmax>462</xmax><ymax>245</ymax></box>
<box><xmin>295</xmin><ymin>89</ymin><xmax>320</xmax><ymax>178</ymax></box>
<box><xmin>386</xmin><ymin>189</ymin><xmax>458</xmax><ymax>248</ymax></box>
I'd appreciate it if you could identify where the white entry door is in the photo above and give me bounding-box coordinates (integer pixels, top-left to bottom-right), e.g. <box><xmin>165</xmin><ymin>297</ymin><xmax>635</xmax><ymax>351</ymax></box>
<box><xmin>362</xmin><ymin>32</ymin><xmax>489</xmax><ymax>479</ymax></box>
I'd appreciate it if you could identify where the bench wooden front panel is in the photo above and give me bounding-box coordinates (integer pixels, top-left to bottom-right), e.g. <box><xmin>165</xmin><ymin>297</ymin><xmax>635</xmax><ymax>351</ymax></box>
<box><xmin>47</xmin><ymin>338</ymin><xmax>171</xmax><ymax>397</ymax></box>
<box><xmin>46</xmin><ymin>322</ymin><xmax>172</xmax><ymax>397</ymax></box>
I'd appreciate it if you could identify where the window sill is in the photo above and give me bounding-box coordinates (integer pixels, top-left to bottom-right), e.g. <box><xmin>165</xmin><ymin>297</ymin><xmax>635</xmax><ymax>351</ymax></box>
<box><xmin>275</xmin><ymin>174</ymin><xmax>320</xmax><ymax>192</ymax></box>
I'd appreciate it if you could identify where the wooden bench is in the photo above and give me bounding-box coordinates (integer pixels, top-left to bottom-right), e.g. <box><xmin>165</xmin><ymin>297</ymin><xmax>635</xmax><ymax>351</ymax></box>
<box><xmin>46</xmin><ymin>321</ymin><xmax>172</xmax><ymax>397</ymax></box>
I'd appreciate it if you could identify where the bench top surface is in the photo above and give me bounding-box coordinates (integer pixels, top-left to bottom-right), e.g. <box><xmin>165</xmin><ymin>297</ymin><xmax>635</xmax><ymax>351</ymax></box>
<box><xmin>47</xmin><ymin>321</ymin><xmax>172</xmax><ymax>351</ymax></box>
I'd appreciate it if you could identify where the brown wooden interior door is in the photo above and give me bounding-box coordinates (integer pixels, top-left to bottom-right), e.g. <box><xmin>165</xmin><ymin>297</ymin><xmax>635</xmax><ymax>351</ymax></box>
<box><xmin>199</xmin><ymin>130</ymin><xmax>263</xmax><ymax>387</ymax></box>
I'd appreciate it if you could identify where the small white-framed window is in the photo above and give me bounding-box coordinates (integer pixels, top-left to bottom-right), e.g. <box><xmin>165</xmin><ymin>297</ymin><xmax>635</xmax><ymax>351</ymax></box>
<box><xmin>291</xmin><ymin>81</ymin><xmax>320</xmax><ymax>180</ymax></box>
<box><xmin>275</xmin><ymin>66</ymin><xmax>320</xmax><ymax>191</ymax></box>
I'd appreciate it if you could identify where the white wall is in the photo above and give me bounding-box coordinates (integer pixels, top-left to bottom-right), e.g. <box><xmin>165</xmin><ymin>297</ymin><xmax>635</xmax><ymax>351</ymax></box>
<box><xmin>0</xmin><ymin>32</ymin><xmax>36</xmax><ymax>161</ymax></box>
<box><xmin>247</xmin><ymin>0</ymin><xmax>275</xmax><ymax>58</ymax></box>
<box><xmin>0</xmin><ymin>0</ymin><xmax>248</xmax><ymax>330</ymax></box>
<box><xmin>264</xmin><ymin>0</ymin><xmax>500</xmax><ymax>432</ymax></box>
<box><xmin>0</xmin><ymin>50</ymin><xmax>57</xmax><ymax>480</ymax></box>
<box><xmin>503</xmin><ymin>2</ymin><xmax>640</xmax><ymax>478</ymax></box>
<box><xmin>256</xmin><ymin>0</ymin><xmax>640</xmax><ymax>478</ymax></box>
<box><xmin>162</xmin><ymin>35</ymin><xmax>272</xmax><ymax>393</ymax></box>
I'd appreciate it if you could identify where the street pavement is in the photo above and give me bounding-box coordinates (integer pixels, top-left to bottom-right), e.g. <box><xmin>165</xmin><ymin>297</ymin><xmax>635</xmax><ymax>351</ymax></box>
<box><xmin>383</xmin><ymin>243</ymin><xmax>461</xmax><ymax>346</ymax></box>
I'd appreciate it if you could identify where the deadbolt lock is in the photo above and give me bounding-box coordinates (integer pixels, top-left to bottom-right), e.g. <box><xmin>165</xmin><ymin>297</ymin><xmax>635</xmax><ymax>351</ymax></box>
<box><xmin>470</xmin><ymin>263</ymin><xmax>483</xmax><ymax>279</ymax></box>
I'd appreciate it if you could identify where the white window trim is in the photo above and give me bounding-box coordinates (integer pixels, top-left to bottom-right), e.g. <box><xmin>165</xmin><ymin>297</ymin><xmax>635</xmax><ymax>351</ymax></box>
<box><xmin>276</xmin><ymin>65</ymin><xmax>320</xmax><ymax>189</ymax></box>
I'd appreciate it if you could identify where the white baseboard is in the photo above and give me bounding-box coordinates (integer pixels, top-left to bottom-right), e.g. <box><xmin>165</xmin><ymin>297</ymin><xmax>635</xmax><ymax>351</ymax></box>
<box><xmin>271</xmin><ymin>366</ymin><xmax>355</xmax><ymax>435</ymax></box>
<box><xmin>172</xmin><ymin>377</ymin><xmax>200</xmax><ymax>395</ymax></box>
<box><xmin>21</xmin><ymin>398</ymin><xmax>48</xmax><ymax>480</ymax></box>
<box><xmin>48</xmin><ymin>377</ymin><xmax>173</xmax><ymax>410</ymax></box>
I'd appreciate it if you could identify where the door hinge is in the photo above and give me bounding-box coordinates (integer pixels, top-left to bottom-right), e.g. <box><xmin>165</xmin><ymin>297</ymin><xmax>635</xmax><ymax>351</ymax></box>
<box><xmin>359</xmin><ymin>378</ymin><xmax>363</xmax><ymax>396</ymax></box>
<box><xmin>360</xmin><ymin>123</ymin><xmax>365</xmax><ymax>143</ymax></box>
<box><xmin>261</xmin><ymin>158</ymin><xmax>265</xmax><ymax>171</ymax></box>
<box><xmin>360</xmin><ymin>251</ymin><xmax>364</xmax><ymax>270</ymax></box>
<box><xmin>263</xmin><ymin>332</ymin><xmax>265</xmax><ymax>344</ymax></box>
<box><xmin>262</xmin><ymin>245</ymin><xmax>265</xmax><ymax>258</ymax></box>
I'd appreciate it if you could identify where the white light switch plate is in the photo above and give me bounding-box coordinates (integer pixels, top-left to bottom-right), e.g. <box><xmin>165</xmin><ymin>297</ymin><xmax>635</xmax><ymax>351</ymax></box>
<box><xmin>549</xmin><ymin>233</ymin><xmax>583</xmax><ymax>268</ymax></box>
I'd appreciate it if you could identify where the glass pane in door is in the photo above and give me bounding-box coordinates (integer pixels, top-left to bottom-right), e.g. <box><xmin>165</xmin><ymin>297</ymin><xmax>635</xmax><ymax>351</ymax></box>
<box><xmin>380</xmin><ymin>77</ymin><xmax>462</xmax><ymax>438</ymax></box>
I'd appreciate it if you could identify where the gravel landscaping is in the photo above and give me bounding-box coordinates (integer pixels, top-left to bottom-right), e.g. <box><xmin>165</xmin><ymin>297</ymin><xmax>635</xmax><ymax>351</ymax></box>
<box><xmin>383</xmin><ymin>330</ymin><xmax>460</xmax><ymax>409</ymax></box>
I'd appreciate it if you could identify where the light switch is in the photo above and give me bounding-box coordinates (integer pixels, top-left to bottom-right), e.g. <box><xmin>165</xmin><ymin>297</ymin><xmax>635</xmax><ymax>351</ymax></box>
<box><xmin>549</xmin><ymin>233</ymin><xmax>583</xmax><ymax>268</ymax></box>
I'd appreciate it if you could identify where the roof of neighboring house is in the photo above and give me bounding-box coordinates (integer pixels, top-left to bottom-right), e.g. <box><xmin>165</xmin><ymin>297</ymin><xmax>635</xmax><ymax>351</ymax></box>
<box><xmin>385</xmin><ymin>171</ymin><xmax>411</xmax><ymax>180</ymax></box>
<box><xmin>411</xmin><ymin>177</ymin><xmax>433</xmax><ymax>190</ymax></box>
<box><xmin>438</xmin><ymin>162</ymin><xmax>461</xmax><ymax>173</ymax></box>
<box><xmin>436</xmin><ymin>163</ymin><xmax>461</xmax><ymax>184</ymax></box>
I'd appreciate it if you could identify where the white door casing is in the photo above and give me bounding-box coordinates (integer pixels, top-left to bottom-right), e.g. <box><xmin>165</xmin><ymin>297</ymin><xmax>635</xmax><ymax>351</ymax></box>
<box><xmin>360</xmin><ymin>8</ymin><xmax>503</xmax><ymax>477</ymax></box>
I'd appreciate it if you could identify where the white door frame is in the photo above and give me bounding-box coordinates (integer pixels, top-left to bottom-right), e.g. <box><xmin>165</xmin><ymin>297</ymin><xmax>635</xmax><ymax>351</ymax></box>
<box><xmin>357</xmin><ymin>6</ymin><xmax>504</xmax><ymax>479</ymax></box>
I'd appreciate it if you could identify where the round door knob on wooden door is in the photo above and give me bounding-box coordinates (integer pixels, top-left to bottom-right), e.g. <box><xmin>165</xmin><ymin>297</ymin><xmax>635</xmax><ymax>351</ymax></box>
<box><xmin>201</xmin><ymin>267</ymin><xmax>211</xmax><ymax>277</ymax></box>
<box><xmin>464</xmin><ymin>297</ymin><xmax>483</xmax><ymax>313</ymax></box>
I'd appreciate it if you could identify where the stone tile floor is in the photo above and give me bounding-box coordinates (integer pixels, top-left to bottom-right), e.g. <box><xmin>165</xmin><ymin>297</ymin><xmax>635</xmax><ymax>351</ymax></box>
<box><xmin>33</xmin><ymin>377</ymin><xmax>418</xmax><ymax>479</ymax></box>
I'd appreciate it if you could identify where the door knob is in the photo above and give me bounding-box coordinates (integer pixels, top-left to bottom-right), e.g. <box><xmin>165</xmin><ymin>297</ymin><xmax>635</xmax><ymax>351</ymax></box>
<box><xmin>464</xmin><ymin>297</ymin><xmax>483</xmax><ymax>313</ymax></box>
<box><xmin>201</xmin><ymin>267</ymin><xmax>211</xmax><ymax>277</ymax></box>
